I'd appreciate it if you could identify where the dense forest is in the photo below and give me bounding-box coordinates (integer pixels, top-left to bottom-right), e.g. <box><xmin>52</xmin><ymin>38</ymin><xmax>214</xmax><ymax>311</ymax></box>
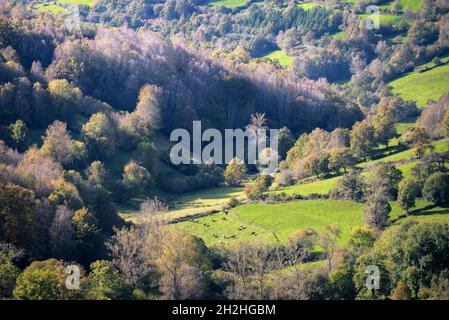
<box><xmin>1</xmin><ymin>0</ymin><xmax>449</xmax><ymax>301</ymax></box>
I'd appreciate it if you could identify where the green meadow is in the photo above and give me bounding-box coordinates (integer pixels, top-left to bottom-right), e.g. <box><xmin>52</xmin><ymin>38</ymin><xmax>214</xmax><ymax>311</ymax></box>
<box><xmin>175</xmin><ymin>197</ymin><xmax>447</xmax><ymax>248</ymax></box>
<box><xmin>396</xmin><ymin>206</ymin><xmax>449</xmax><ymax>224</ymax></box>
<box><xmin>209</xmin><ymin>0</ymin><xmax>249</xmax><ymax>7</ymax></box>
<box><xmin>32</xmin><ymin>0</ymin><xmax>95</xmax><ymax>14</ymax></box>
<box><xmin>171</xmin><ymin>137</ymin><xmax>448</xmax><ymax>247</ymax></box>
<box><xmin>379</xmin><ymin>0</ymin><xmax>422</xmax><ymax>12</ymax></box>
<box><xmin>175</xmin><ymin>200</ymin><xmax>365</xmax><ymax>247</ymax></box>
<box><xmin>297</xmin><ymin>3</ymin><xmax>329</xmax><ymax>11</ymax></box>
<box><xmin>400</xmin><ymin>0</ymin><xmax>422</xmax><ymax>12</ymax></box>
<box><xmin>264</xmin><ymin>50</ymin><xmax>295</xmax><ymax>67</ymax></box>
<box><xmin>272</xmin><ymin>176</ymin><xmax>340</xmax><ymax>196</ymax></box>
<box><xmin>395</xmin><ymin>122</ymin><xmax>415</xmax><ymax>134</ymax></box>
<box><xmin>59</xmin><ymin>0</ymin><xmax>95</xmax><ymax>6</ymax></box>
<box><xmin>358</xmin><ymin>139</ymin><xmax>449</xmax><ymax>168</ymax></box>
<box><xmin>359</xmin><ymin>13</ymin><xmax>405</xmax><ymax>26</ymax></box>
<box><xmin>332</xmin><ymin>31</ymin><xmax>347</xmax><ymax>40</ymax></box>
<box><xmin>389</xmin><ymin>57</ymin><xmax>449</xmax><ymax>108</ymax></box>
<box><xmin>34</xmin><ymin>3</ymin><xmax>67</xmax><ymax>14</ymax></box>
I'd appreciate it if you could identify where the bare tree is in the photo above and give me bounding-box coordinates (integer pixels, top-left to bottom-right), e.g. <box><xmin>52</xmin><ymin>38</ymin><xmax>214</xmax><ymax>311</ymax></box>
<box><xmin>271</xmin><ymin>266</ymin><xmax>329</xmax><ymax>300</ymax></box>
<box><xmin>0</xmin><ymin>242</ymin><xmax>24</xmax><ymax>264</ymax></box>
<box><xmin>246</xmin><ymin>113</ymin><xmax>267</xmax><ymax>132</ymax></box>
<box><xmin>225</xmin><ymin>241</ymin><xmax>275</xmax><ymax>300</ymax></box>
<box><xmin>268</xmin><ymin>230</ymin><xmax>317</xmax><ymax>299</ymax></box>
<box><xmin>107</xmin><ymin>208</ymin><xmax>164</xmax><ymax>290</ymax></box>
<box><xmin>49</xmin><ymin>205</ymin><xmax>75</xmax><ymax>259</ymax></box>
<box><xmin>224</xmin><ymin>243</ymin><xmax>255</xmax><ymax>300</ymax></box>
<box><xmin>140</xmin><ymin>197</ymin><xmax>168</xmax><ymax>216</ymax></box>
<box><xmin>135</xmin><ymin>84</ymin><xmax>163</xmax><ymax>131</ymax></box>
<box><xmin>318</xmin><ymin>225</ymin><xmax>341</xmax><ymax>272</ymax></box>
<box><xmin>156</xmin><ymin>229</ymin><xmax>205</xmax><ymax>300</ymax></box>
<box><xmin>248</xmin><ymin>242</ymin><xmax>275</xmax><ymax>300</ymax></box>
<box><xmin>107</xmin><ymin>222</ymin><xmax>160</xmax><ymax>289</ymax></box>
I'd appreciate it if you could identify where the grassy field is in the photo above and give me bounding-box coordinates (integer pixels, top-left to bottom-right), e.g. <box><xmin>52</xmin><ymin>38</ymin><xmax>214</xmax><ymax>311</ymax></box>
<box><xmin>119</xmin><ymin>184</ymin><xmax>245</xmax><ymax>221</ymax></box>
<box><xmin>395</xmin><ymin>160</ymin><xmax>419</xmax><ymax>176</ymax></box>
<box><xmin>58</xmin><ymin>0</ymin><xmax>95</xmax><ymax>5</ymax></box>
<box><xmin>174</xmin><ymin>193</ymin><xmax>447</xmax><ymax>248</ymax></box>
<box><xmin>379</xmin><ymin>0</ymin><xmax>422</xmax><ymax>12</ymax></box>
<box><xmin>400</xmin><ymin>0</ymin><xmax>422</xmax><ymax>11</ymax></box>
<box><xmin>209</xmin><ymin>0</ymin><xmax>249</xmax><ymax>7</ymax></box>
<box><xmin>359</xmin><ymin>139</ymin><xmax>449</xmax><ymax>168</ymax></box>
<box><xmin>390</xmin><ymin>198</ymin><xmax>429</xmax><ymax>219</ymax></box>
<box><xmin>359</xmin><ymin>13</ymin><xmax>405</xmax><ymax>26</ymax></box>
<box><xmin>263</xmin><ymin>50</ymin><xmax>295</xmax><ymax>67</ymax></box>
<box><xmin>297</xmin><ymin>3</ymin><xmax>329</xmax><ymax>11</ymax></box>
<box><xmin>270</xmin><ymin>139</ymin><xmax>448</xmax><ymax>199</ymax></box>
<box><xmin>332</xmin><ymin>31</ymin><xmax>347</xmax><ymax>40</ymax></box>
<box><xmin>175</xmin><ymin>200</ymin><xmax>365</xmax><ymax>247</ymax></box>
<box><xmin>396</xmin><ymin>206</ymin><xmax>449</xmax><ymax>224</ymax></box>
<box><xmin>164</xmin><ymin>135</ymin><xmax>448</xmax><ymax>249</ymax></box>
<box><xmin>395</xmin><ymin>122</ymin><xmax>415</xmax><ymax>134</ymax></box>
<box><xmin>272</xmin><ymin>176</ymin><xmax>340</xmax><ymax>196</ymax></box>
<box><xmin>120</xmin><ymin>136</ymin><xmax>448</xmax><ymax>226</ymax></box>
<box><xmin>34</xmin><ymin>3</ymin><xmax>67</xmax><ymax>14</ymax></box>
<box><xmin>173</xmin><ymin>195</ymin><xmax>447</xmax><ymax>248</ymax></box>
<box><xmin>171</xmin><ymin>185</ymin><xmax>245</xmax><ymax>213</ymax></box>
<box><xmin>389</xmin><ymin>58</ymin><xmax>449</xmax><ymax>108</ymax></box>
<box><xmin>32</xmin><ymin>0</ymin><xmax>95</xmax><ymax>14</ymax></box>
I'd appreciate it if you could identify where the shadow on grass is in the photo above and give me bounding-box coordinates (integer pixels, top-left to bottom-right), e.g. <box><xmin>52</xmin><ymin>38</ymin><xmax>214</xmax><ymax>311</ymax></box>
<box><xmin>392</xmin><ymin>204</ymin><xmax>449</xmax><ymax>223</ymax></box>
<box><xmin>413</xmin><ymin>207</ymin><xmax>449</xmax><ymax>217</ymax></box>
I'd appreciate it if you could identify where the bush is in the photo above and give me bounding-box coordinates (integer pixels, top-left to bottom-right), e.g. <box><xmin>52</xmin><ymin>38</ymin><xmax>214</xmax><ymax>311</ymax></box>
<box><xmin>422</xmin><ymin>173</ymin><xmax>449</xmax><ymax>205</ymax></box>
<box><xmin>274</xmin><ymin>170</ymin><xmax>293</xmax><ymax>187</ymax></box>
<box><xmin>122</xmin><ymin>161</ymin><xmax>152</xmax><ymax>192</ymax></box>
<box><xmin>398</xmin><ymin>178</ymin><xmax>420</xmax><ymax>212</ymax></box>
<box><xmin>0</xmin><ymin>262</ymin><xmax>20</xmax><ymax>298</ymax></box>
<box><xmin>332</xmin><ymin>172</ymin><xmax>366</xmax><ymax>202</ymax></box>
<box><xmin>224</xmin><ymin>158</ymin><xmax>247</xmax><ymax>185</ymax></box>
<box><xmin>225</xmin><ymin>197</ymin><xmax>240</xmax><ymax>209</ymax></box>
<box><xmin>363</xmin><ymin>192</ymin><xmax>391</xmax><ymax>229</ymax></box>
<box><xmin>244</xmin><ymin>183</ymin><xmax>265</xmax><ymax>201</ymax></box>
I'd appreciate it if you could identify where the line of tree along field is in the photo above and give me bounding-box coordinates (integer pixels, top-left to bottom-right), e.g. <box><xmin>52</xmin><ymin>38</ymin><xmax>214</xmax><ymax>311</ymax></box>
<box><xmin>1</xmin><ymin>0</ymin><xmax>449</xmax><ymax>300</ymax></box>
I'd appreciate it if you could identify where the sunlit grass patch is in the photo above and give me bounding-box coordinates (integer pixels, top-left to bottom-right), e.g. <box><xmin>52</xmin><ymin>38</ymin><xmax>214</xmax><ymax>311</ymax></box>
<box><xmin>389</xmin><ymin>57</ymin><xmax>449</xmax><ymax>108</ymax></box>
<box><xmin>209</xmin><ymin>0</ymin><xmax>249</xmax><ymax>7</ymax></box>
<box><xmin>264</xmin><ymin>50</ymin><xmax>295</xmax><ymax>67</ymax></box>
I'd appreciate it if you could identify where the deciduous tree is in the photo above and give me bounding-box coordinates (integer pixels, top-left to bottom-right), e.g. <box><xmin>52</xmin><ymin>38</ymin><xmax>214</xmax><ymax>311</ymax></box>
<box><xmin>422</xmin><ymin>173</ymin><xmax>449</xmax><ymax>205</ymax></box>
<box><xmin>363</xmin><ymin>191</ymin><xmax>391</xmax><ymax>230</ymax></box>
<box><xmin>224</xmin><ymin>158</ymin><xmax>247</xmax><ymax>185</ymax></box>
<box><xmin>0</xmin><ymin>184</ymin><xmax>37</xmax><ymax>254</ymax></box>
<box><xmin>398</xmin><ymin>177</ymin><xmax>420</xmax><ymax>212</ymax></box>
<box><xmin>350</xmin><ymin>121</ymin><xmax>376</xmax><ymax>159</ymax></box>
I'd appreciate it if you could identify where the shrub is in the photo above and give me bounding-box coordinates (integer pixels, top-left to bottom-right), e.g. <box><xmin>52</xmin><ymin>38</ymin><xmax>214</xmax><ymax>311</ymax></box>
<box><xmin>422</xmin><ymin>173</ymin><xmax>449</xmax><ymax>205</ymax></box>
<box><xmin>224</xmin><ymin>158</ymin><xmax>247</xmax><ymax>185</ymax></box>
<box><xmin>363</xmin><ymin>192</ymin><xmax>391</xmax><ymax>229</ymax></box>
<box><xmin>398</xmin><ymin>178</ymin><xmax>420</xmax><ymax>212</ymax></box>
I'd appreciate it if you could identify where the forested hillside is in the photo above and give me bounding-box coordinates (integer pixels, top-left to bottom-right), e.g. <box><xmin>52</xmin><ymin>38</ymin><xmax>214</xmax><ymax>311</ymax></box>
<box><xmin>1</xmin><ymin>0</ymin><xmax>449</xmax><ymax>301</ymax></box>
